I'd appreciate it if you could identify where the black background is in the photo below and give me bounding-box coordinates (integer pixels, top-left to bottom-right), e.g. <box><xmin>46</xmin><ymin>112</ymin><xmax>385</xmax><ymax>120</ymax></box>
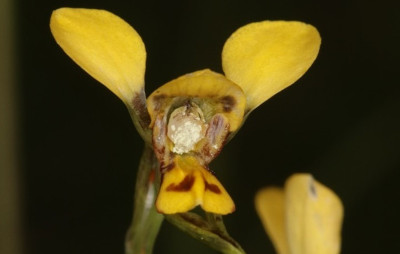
<box><xmin>18</xmin><ymin>0</ymin><xmax>399</xmax><ymax>253</ymax></box>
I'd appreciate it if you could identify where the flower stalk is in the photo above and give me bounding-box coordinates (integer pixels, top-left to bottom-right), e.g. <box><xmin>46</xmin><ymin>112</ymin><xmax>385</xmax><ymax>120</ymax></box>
<box><xmin>125</xmin><ymin>145</ymin><xmax>163</xmax><ymax>254</ymax></box>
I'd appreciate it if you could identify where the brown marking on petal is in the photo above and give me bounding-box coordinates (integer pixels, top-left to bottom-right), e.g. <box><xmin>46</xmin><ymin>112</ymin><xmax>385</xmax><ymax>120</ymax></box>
<box><xmin>205</xmin><ymin>181</ymin><xmax>221</xmax><ymax>194</ymax></box>
<box><xmin>160</xmin><ymin>161</ymin><xmax>175</xmax><ymax>174</ymax></box>
<box><xmin>309</xmin><ymin>179</ymin><xmax>317</xmax><ymax>198</ymax></box>
<box><xmin>220</xmin><ymin>95</ymin><xmax>236</xmax><ymax>112</ymax></box>
<box><xmin>152</xmin><ymin>93</ymin><xmax>166</xmax><ymax>101</ymax></box>
<box><xmin>152</xmin><ymin>93</ymin><xmax>167</xmax><ymax>111</ymax></box>
<box><xmin>132</xmin><ymin>90</ymin><xmax>151</xmax><ymax>127</ymax></box>
<box><xmin>166</xmin><ymin>174</ymin><xmax>195</xmax><ymax>192</ymax></box>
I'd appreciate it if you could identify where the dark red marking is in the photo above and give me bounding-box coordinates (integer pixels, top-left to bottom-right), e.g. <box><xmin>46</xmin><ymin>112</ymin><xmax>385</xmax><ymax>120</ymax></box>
<box><xmin>166</xmin><ymin>174</ymin><xmax>195</xmax><ymax>192</ymax></box>
<box><xmin>205</xmin><ymin>181</ymin><xmax>221</xmax><ymax>194</ymax></box>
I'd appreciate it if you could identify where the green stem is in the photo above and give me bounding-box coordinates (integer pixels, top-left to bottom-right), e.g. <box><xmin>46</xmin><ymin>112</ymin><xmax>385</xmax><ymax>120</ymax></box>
<box><xmin>125</xmin><ymin>145</ymin><xmax>164</xmax><ymax>254</ymax></box>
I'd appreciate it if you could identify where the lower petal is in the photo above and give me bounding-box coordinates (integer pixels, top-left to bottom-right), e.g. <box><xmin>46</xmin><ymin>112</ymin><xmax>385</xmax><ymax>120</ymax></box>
<box><xmin>156</xmin><ymin>156</ymin><xmax>235</xmax><ymax>215</ymax></box>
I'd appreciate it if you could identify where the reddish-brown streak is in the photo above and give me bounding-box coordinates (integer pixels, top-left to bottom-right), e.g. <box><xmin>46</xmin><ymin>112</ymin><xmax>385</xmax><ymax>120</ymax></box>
<box><xmin>166</xmin><ymin>174</ymin><xmax>195</xmax><ymax>192</ymax></box>
<box><xmin>204</xmin><ymin>180</ymin><xmax>221</xmax><ymax>194</ymax></box>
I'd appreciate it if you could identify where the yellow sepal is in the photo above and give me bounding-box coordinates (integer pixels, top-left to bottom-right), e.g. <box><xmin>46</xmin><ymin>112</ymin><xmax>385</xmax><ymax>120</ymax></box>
<box><xmin>222</xmin><ymin>21</ymin><xmax>321</xmax><ymax>112</ymax></box>
<box><xmin>255</xmin><ymin>187</ymin><xmax>289</xmax><ymax>254</ymax></box>
<box><xmin>156</xmin><ymin>156</ymin><xmax>235</xmax><ymax>214</ymax></box>
<box><xmin>147</xmin><ymin>69</ymin><xmax>246</xmax><ymax>132</ymax></box>
<box><xmin>285</xmin><ymin>174</ymin><xmax>343</xmax><ymax>254</ymax></box>
<box><xmin>50</xmin><ymin>8</ymin><xmax>146</xmax><ymax>104</ymax></box>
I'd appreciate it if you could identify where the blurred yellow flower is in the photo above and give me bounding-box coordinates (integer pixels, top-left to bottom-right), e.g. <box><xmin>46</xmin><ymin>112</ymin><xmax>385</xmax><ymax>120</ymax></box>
<box><xmin>50</xmin><ymin>8</ymin><xmax>321</xmax><ymax>215</ymax></box>
<box><xmin>255</xmin><ymin>174</ymin><xmax>344</xmax><ymax>254</ymax></box>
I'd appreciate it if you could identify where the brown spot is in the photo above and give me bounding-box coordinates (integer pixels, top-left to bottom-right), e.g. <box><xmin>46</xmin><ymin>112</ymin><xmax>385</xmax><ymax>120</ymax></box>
<box><xmin>205</xmin><ymin>181</ymin><xmax>221</xmax><ymax>194</ymax></box>
<box><xmin>160</xmin><ymin>161</ymin><xmax>175</xmax><ymax>174</ymax></box>
<box><xmin>220</xmin><ymin>96</ymin><xmax>236</xmax><ymax>112</ymax></box>
<box><xmin>309</xmin><ymin>180</ymin><xmax>317</xmax><ymax>198</ymax></box>
<box><xmin>166</xmin><ymin>174</ymin><xmax>195</xmax><ymax>192</ymax></box>
<box><xmin>132</xmin><ymin>90</ymin><xmax>151</xmax><ymax>127</ymax></box>
<box><xmin>153</xmin><ymin>93</ymin><xmax>166</xmax><ymax>101</ymax></box>
<box><xmin>152</xmin><ymin>94</ymin><xmax>167</xmax><ymax>111</ymax></box>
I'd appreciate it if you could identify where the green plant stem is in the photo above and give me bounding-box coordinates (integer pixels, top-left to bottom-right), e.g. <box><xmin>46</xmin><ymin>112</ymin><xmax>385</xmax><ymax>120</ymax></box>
<box><xmin>125</xmin><ymin>145</ymin><xmax>164</xmax><ymax>254</ymax></box>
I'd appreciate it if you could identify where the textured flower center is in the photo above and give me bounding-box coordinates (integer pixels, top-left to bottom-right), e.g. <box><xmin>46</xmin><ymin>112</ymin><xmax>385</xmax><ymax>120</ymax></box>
<box><xmin>167</xmin><ymin>103</ymin><xmax>207</xmax><ymax>154</ymax></box>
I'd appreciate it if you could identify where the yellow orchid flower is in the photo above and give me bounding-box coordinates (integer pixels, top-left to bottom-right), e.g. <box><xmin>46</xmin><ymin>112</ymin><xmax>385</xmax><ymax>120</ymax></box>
<box><xmin>50</xmin><ymin>8</ymin><xmax>321</xmax><ymax>215</ymax></box>
<box><xmin>255</xmin><ymin>174</ymin><xmax>344</xmax><ymax>254</ymax></box>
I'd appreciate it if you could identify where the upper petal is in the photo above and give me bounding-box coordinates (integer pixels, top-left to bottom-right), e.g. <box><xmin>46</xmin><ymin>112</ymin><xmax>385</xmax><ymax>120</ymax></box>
<box><xmin>222</xmin><ymin>21</ymin><xmax>321</xmax><ymax>112</ymax></box>
<box><xmin>285</xmin><ymin>174</ymin><xmax>343</xmax><ymax>254</ymax></box>
<box><xmin>50</xmin><ymin>8</ymin><xmax>146</xmax><ymax>104</ymax></box>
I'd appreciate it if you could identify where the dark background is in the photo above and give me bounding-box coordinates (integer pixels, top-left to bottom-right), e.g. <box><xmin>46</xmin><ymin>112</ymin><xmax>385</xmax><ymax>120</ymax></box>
<box><xmin>17</xmin><ymin>0</ymin><xmax>399</xmax><ymax>253</ymax></box>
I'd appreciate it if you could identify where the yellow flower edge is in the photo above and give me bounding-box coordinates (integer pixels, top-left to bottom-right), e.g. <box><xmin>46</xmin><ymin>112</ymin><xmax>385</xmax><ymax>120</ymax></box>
<box><xmin>255</xmin><ymin>174</ymin><xmax>343</xmax><ymax>254</ymax></box>
<box><xmin>156</xmin><ymin>155</ymin><xmax>235</xmax><ymax>214</ymax></box>
<box><xmin>222</xmin><ymin>21</ymin><xmax>321</xmax><ymax>112</ymax></box>
<box><xmin>255</xmin><ymin>187</ymin><xmax>289</xmax><ymax>254</ymax></box>
<box><xmin>147</xmin><ymin>69</ymin><xmax>246</xmax><ymax>132</ymax></box>
<box><xmin>50</xmin><ymin>8</ymin><xmax>146</xmax><ymax>104</ymax></box>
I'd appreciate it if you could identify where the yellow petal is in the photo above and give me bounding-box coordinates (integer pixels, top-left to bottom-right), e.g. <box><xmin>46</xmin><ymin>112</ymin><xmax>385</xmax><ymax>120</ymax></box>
<box><xmin>222</xmin><ymin>21</ymin><xmax>321</xmax><ymax>111</ymax></box>
<box><xmin>255</xmin><ymin>187</ymin><xmax>289</xmax><ymax>254</ymax></box>
<box><xmin>50</xmin><ymin>8</ymin><xmax>146</xmax><ymax>103</ymax></box>
<box><xmin>156</xmin><ymin>160</ymin><xmax>204</xmax><ymax>214</ymax></box>
<box><xmin>200</xmin><ymin>165</ymin><xmax>235</xmax><ymax>215</ymax></box>
<box><xmin>156</xmin><ymin>156</ymin><xmax>235</xmax><ymax>214</ymax></box>
<box><xmin>285</xmin><ymin>174</ymin><xmax>343</xmax><ymax>254</ymax></box>
<box><xmin>147</xmin><ymin>69</ymin><xmax>246</xmax><ymax>132</ymax></box>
